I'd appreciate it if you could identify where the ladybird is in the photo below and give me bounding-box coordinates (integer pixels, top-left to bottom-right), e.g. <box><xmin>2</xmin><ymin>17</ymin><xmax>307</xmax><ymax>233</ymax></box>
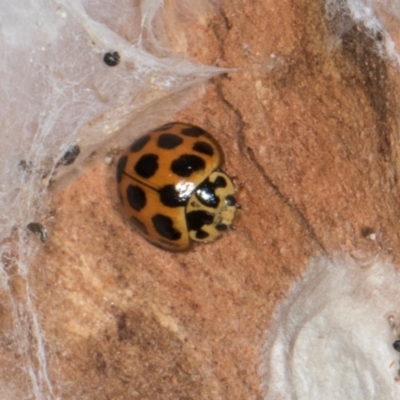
<box><xmin>116</xmin><ymin>122</ymin><xmax>238</xmax><ymax>251</ymax></box>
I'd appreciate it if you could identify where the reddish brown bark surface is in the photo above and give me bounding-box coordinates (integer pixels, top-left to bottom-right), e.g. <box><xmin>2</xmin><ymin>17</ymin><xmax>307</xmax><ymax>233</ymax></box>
<box><xmin>28</xmin><ymin>0</ymin><xmax>400</xmax><ymax>398</ymax></box>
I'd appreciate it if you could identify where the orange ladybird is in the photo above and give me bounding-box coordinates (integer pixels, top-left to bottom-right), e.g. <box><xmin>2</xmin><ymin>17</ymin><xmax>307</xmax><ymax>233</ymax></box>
<box><xmin>116</xmin><ymin>122</ymin><xmax>238</xmax><ymax>251</ymax></box>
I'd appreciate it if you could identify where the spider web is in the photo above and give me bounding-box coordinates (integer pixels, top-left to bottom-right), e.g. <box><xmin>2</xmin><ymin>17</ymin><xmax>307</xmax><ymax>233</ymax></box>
<box><xmin>0</xmin><ymin>1</ymin><xmax>224</xmax><ymax>398</ymax></box>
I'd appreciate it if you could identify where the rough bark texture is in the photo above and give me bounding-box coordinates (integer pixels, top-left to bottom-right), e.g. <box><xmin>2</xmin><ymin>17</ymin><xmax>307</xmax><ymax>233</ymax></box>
<box><xmin>28</xmin><ymin>0</ymin><xmax>400</xmax><ymax>398</ymax></box>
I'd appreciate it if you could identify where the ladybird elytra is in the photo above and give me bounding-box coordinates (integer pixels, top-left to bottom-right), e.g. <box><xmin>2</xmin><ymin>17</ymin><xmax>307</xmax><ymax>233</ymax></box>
<box><xmin>117</xmin><ymin>122</ymin><xmax>237</xmax><ymax>251</ymax></box>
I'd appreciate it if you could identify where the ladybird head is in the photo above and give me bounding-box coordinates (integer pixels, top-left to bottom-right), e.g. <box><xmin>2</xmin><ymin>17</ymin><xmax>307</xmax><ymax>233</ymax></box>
<box><xmin>186</xmin><ymin>170</ymin><xmax>237</xmax><ymax>243</ymax></box>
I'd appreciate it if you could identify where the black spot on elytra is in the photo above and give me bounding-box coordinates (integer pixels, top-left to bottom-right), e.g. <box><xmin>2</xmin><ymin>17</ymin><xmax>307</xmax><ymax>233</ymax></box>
<box><xmin>159</xmin><ymin>185</ymin><xmax>190</xmax><ymax>207</ymax></box>
<box><xmin>195</xmin><ymin>230</ymin><xmax>209</xmax><ymax>240</ymax></box>
<box><xmin>130</xmin><ymin>216</ymin><xmax>148</xmax><ymax>234</ymax></box>
<box><xmin>181</xmin><ymin>126</ymin><xmax>206</xmax><ymax>137</ymax></box>
<box><xmin>157</xmin><ymin>133</ymin><xmax>183</xmax><ymax>149</ymax></box>
<box><xmin>171</xmin><ymin>154</ymin><xmax>205</xmax><ymax>177</ymax></box>
<box><xmin>134</xmin><ymin>154</ymin><xmax>159</xmax><ymax>178</ymax></box>
<box><xmin>194</xmin><ymin>176</ymin><xmax>227</xmax><ymax>208</ymax></box>
<box><xmin>152</xmin><ymin>214</ymin><xmax>181</xmax><ymax>241</ymax></box>
<box><xmin>126</xmin><ymin>185</ymin><xmax>146</xmax><ymax>211</ymax></box>
<box><xmin>186</xmin><ymin>210</ymin><xmax>214</xmax><ymax>231</ymax></box>
<box><xmin>116</xmin><ymin>155</ymin><xmax>128</xmax><ymax>183</ymax></box>
<box><xmin>193</xmin><ymin>141</ymin><xmax>214</xmax><ymax>156</ymax></box>
<box><xmin>130</xmin><ymin>135</ymin><xmax>151</xmax><ymax>152</ymax></box>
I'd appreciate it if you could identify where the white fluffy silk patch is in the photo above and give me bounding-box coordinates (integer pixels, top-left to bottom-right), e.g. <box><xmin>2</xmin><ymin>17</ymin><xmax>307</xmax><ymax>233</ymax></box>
<box><xmin>262</xmin><ymin>256</ymin><xmax>400</xmax><ymax>399</ymax></box>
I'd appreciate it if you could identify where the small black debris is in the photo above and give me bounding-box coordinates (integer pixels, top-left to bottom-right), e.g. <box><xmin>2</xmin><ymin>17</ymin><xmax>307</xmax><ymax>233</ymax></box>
<box><xmin>103</xmin><ymin>51</ymin><xmax>120</xmax><ymax>67</ymax></box>
<box><xmin>27</xmin><ymin>222</ymin><xmax>48</xmax><ymax>243</ymax></box>
<box><xmin>59</xmin><ymin>145</ymin><xmax>80</xmax><ymax>166</ymax></box>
